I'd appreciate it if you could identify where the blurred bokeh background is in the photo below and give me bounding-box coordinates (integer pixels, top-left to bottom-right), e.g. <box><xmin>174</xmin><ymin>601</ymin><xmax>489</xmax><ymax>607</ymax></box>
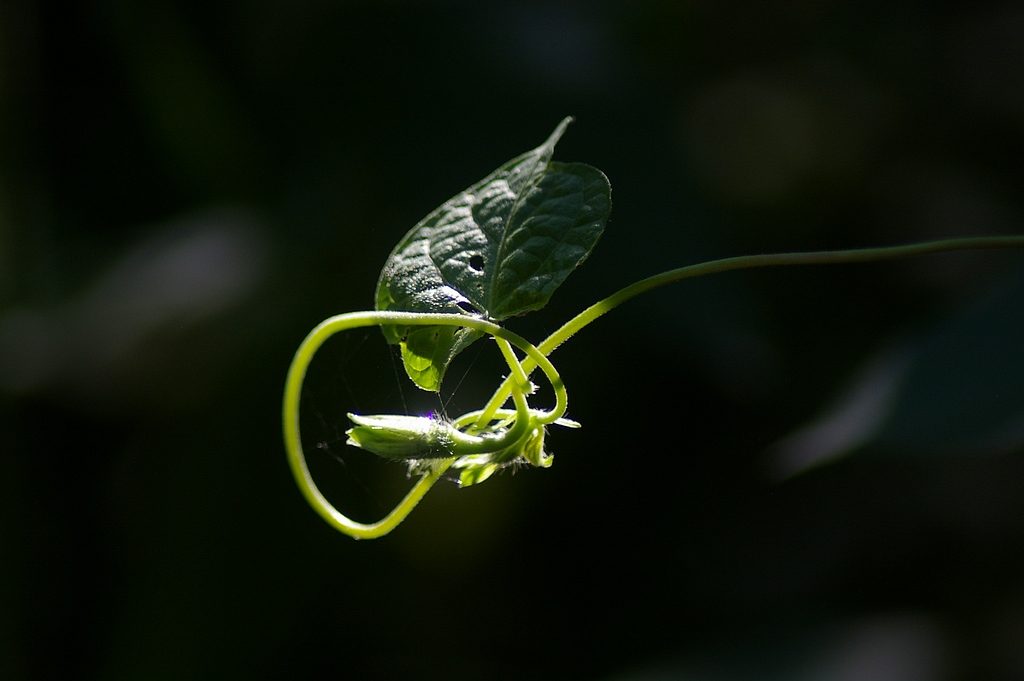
<box><xmin>2</xmin><ymin>1</ymin><xmax>1024</xmax><ymax>678</ymax></box>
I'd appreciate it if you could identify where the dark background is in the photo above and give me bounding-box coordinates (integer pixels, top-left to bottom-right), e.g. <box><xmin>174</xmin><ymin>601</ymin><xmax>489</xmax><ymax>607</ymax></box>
<box><xmin>3</xmin><ymin>1</ymin><xmax>1024</xmax><ymax>679</ymax></box>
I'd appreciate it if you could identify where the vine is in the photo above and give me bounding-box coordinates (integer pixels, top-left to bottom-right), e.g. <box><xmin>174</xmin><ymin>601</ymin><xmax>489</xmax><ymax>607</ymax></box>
<box><xmin>283</xmin><ymin>118</ymin><xmax>1024</xmax><ymax>539</ymax></box>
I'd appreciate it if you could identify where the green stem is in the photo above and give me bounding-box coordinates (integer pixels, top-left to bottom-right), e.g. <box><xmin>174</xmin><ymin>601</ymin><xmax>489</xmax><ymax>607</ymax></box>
<box><xmin>473</xmin><ymin>235</ymin><xmax>1024</xmax><ymax>426</ymax></box>
<box><xmin>495</xmin><ymin>337</ymin><xmax>532</xmax><ymax>394</ymax></box>
<box><xmin>288</xmin><ymin>235</ymin><xmax>1024</xmax><ymax>538</ymax></box>
<box><xmin>446</xmin><ymin>350</ymin><xmax>533</xmax><ymax>454</ymax></box>
<box><xmin>282</xmin><ymin>310</ymin><xmax>564</xmax><ymax>539</ymax></box>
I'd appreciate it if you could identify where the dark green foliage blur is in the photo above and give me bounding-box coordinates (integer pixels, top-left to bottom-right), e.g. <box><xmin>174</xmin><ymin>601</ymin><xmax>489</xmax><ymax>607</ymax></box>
<box><xmin>2</xmin><ymin>1</ymin><xmax>1024</xmax><ymax>679</ymax></box>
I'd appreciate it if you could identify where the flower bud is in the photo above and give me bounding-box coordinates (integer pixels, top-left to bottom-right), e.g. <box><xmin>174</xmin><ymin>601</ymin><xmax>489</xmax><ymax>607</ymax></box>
<box><xmin>345</xmin><ymin>413</ymin><xmax>454</xmax><ymax>460</ymax></box>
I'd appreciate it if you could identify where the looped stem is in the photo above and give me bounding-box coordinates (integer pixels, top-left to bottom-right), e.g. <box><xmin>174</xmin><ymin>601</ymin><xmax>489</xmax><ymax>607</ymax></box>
<box><xmin>282</xmin><ymin>310</ymin><xmax>564</xmax><ymax>539</ymax></box>
<box><xmin>287</xmin><ymin>235</ymin><xmax>1024</xmax><ymax>539</ymax></box>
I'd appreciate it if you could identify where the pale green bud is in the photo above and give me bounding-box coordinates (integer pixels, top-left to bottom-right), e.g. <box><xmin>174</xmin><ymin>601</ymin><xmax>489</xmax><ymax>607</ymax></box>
<box><xmin>345</xmin><ymin>413</ymin><xmax>454</xmax><ymax>460</ymax></box>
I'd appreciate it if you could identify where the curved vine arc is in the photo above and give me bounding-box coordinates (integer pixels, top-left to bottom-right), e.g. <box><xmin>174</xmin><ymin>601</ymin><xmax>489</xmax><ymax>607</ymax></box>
<box><xmin>286</xmin><ymin>235</ymin><xmax>1024</xmax><ymax>539</ymax></box>
<box><xmin>282</xmin><ymin>310</ymin><xmax>566</xmax><ymax>539</ymax></box>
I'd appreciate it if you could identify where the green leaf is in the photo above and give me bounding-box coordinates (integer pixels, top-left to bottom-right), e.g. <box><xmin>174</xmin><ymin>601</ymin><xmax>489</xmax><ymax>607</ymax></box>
<box><xmin>376</xmin><ymin>117</ymin><xmax>611</xmax><ymax>391</ymax></box>
<box><xmin>397</xmin><ymin>325</ymin><xmax>483</xmax><ymax>393</ymax></box>
<box><xmin>458</xmin><ymin>463</ymin><xmax>500</xmax><ymax>487</ymax></box>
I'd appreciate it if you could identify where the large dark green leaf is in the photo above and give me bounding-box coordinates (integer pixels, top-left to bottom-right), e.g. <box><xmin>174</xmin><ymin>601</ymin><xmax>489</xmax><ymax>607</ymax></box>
<box><xmin>375</xmin><ymin>117</ymin><xmax>611</xmax><ymax>390</ymax></box>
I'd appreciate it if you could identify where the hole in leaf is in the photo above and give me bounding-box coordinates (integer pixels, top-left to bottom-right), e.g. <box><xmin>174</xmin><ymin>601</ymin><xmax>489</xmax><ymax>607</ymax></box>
<box><xmin>457</xmin><ymin>301</ymin><xmax>480</xmax><ymax>314</ymax></box>
<box><xmin>469</xmin><ymin>255</ymin><xmax>485</xmax><ymax>271</ymax></box>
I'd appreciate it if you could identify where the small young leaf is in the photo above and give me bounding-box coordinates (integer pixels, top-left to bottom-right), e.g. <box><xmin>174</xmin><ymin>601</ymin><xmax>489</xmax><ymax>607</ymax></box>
<box><xmin>398</xmin><ymin>325</ymin><xmax>482</xmax><ymax>393</ymax></box>
<box><xmin>376</xmin><ymin>117</ymin><xmax>611</xmax><ymax>391</ymax></box>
